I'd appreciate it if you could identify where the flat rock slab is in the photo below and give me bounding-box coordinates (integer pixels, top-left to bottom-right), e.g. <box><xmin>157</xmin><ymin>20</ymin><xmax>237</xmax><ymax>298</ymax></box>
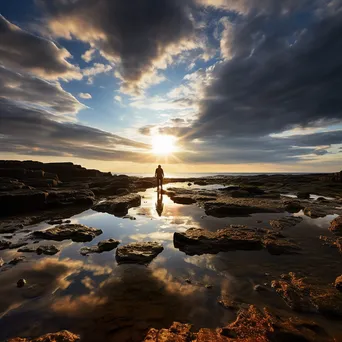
<box><xmin>8</xmin><ymin>330</ymin><xmax>80</xmax><ymax>342</ymax></box>
<box><xmin>173</xmin><ymin>226</ymin><xmax>300</xmax><ymax>256</ymax></box>
<box><xmin>204</xmin><ymin>197</ymin><xmax>283</xmax><ymax>217</ymax></box>
<box><xmin>272</xmin><ymin>272</ymin><xmax>342</xmax><ymax>317</ymax></box>
<box><xmin>269</xmin><ymin>216</ymin><xmax>303</xmax><ymax>230</ymax></box>
<box><xmin>33</xmin><ymin>224</ymin><xmax>102</xmax><ymax>242</ymax></box>
<box><xmin>93</xmin><ymin>193</ymin><xmax>141</xmax><ymax>215</ymax></box>
<box><xmin>80</xmin><ymin>239</ymin><xmax>120</xmax><ymax>255</ymax></box>
<box><xmin>116</xmin><ymin>242</ymin><xmax>163</xmax><ymax>264</ymax></box>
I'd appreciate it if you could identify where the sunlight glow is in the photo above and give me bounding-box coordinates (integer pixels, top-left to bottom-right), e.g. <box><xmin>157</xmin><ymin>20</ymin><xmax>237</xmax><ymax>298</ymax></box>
<box><xmin>151</xmin><ymin>135</ymin><xmax>177</xmax><ymax>155</ymax></box>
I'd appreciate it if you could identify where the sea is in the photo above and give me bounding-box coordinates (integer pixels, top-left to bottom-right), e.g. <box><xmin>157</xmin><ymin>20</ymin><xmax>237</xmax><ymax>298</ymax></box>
<box><xmin>112</xmin><ymin>172</ymin><xmax>320</xmax><ymax>178</ymax></box>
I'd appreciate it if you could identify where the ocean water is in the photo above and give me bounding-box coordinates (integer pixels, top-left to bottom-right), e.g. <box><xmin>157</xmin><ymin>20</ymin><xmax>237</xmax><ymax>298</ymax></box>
<box><xmin>113</xmin><ymin>172</ymin><xmax>319</xmax><ymax>178</ymax></box>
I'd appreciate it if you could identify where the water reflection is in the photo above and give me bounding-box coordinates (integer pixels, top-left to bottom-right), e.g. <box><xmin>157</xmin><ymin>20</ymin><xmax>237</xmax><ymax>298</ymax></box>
<box><xmin>155</xmin><ymin>189</ymin><xmax>164</xmax><ymax>217</ymax></box>
<box><xmin>1</xmin><ymin>185</ymin><xmax>342</xmax><ymax>341</ymax></box>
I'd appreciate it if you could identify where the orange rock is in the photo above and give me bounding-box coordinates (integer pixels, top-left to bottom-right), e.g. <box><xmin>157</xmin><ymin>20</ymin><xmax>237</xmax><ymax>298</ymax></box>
<box><xmin>8</xmin><ymin>330</ymin><xmax>80</xmax><ymax>342</ymax></box>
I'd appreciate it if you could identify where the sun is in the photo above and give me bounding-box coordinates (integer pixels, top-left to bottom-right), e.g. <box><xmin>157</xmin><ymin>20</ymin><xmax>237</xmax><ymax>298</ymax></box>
<box><xmin>151</xmin><ymin>135</ymin><xmax>177</xmax><ymax>155</ymax></box>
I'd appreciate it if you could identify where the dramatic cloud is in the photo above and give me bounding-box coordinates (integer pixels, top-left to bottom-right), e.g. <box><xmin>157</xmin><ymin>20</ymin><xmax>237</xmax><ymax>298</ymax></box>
<box><xmin>0</xmin><ymin>99</ymin><xmax>150</xmax><ymax>161</ymax></box>
<box><xmin>0</xmin><ymin>15</ymin><xmax>81</xmax><ymax>80</ymax></box>
<box><xmin>38</xmin><ymin>0</ymin><xmax>197</xmax><ymax>93</ymax></box>
<box><xmin>0</xmin><ymin>66</ymin><xmax>83</xmax><ymax>117</ymax></box>
<box><xmin>190</xmin><ymin>9</ymin><xmax>342</xmax><ymax>140</ymax></box>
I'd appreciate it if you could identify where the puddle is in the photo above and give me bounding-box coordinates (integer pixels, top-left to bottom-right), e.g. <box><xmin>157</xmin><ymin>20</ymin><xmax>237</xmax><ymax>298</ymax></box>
<box><xmin>1</xmin><ymin>184</ymin><xmax>342</xmax><ymax>341</ymax></box>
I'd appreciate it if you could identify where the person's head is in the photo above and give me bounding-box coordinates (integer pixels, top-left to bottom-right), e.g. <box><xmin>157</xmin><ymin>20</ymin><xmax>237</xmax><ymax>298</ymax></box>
<box><xmin>158</xmin><ymin>165</ymin><xmax>161</xmax><ymax>168</ymax></box>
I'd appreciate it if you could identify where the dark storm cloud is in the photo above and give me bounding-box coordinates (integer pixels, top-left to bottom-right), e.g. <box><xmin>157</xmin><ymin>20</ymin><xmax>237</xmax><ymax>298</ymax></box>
<box><xmin>0</xmin><ymin>99</ymin><xmax>149</xmax><ymax>161</ymax></box>
<box><xmin>38</xmin><ymin>0</ymin><xmax>195</xmax><ymax>89</ymax></box>
<box><xmin>0</xmin><ymin>15</ymin><xmax>81</xmax><ymax>80</ymax></box>
<box><xmin>191</xmin><ymin>9</ymin><xmax>342</xmax><ymax>139</ymax></box>
<box><xmin>0</xmin><ymin>66</ymin><xmax>83</xmax><ymax>115</ymax></box>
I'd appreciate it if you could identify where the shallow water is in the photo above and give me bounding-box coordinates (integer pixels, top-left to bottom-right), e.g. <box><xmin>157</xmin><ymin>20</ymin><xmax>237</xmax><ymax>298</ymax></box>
<box><xmin>1</xmin><ymin>184</ymin><xmax>342</xmax><ymax>341</ymax></box>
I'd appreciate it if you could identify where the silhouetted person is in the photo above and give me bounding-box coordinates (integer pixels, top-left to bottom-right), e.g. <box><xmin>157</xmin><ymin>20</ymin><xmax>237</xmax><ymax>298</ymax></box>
<box><xmin>156</xmin><ymin>190</ymin><xmax>164</xmax><ymax>216</ymax></box>
<box><xmin>155</xmin><ymin>165</ymin><xmax>164</xmax><ymax>190</ymax></box>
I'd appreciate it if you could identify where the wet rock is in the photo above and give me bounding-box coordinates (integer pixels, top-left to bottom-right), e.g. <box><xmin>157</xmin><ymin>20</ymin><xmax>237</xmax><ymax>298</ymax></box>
<box><xmin>47</xmin><ymin>219</ymin><xmax>64</xmax><ymax>225</ymax></box>
<box><xmin>204</xmin><ymin>200</ymin><xmax>281</xmax><ymax>217</ymax></box>
<box><xmin>217</xmin><ymin>297</ymin><xmax>242</xmax><ymax>311</ymax></box>
<box><xmin>0</xmin><ymin>223</ymin><xmax>24</xmax><ymax>234</ymax></box>
<box><xmin>221</xmin><ymin>305</ymin><xmax>331</xmax><ymax>341</ymax></box>
<box><xmin>231</xmin><ymin>190</ymin><xmax>251</xmax><ymax>198</ymax></box>
<box><xmin>93</xmin><ymin>193</ymin><xmax>141</xmax><ymax>215</ymax></box>
<box><xmin>116</xmin><ymin>241</ymin><xmax>163</xmax><ymax>264</ymax></box>
<box><xmin>0</xmin><ymin>189</ymin><xmax>48</xmax><ymax>216</ymax></box>
<box><xmin>18</xmin><ymin>246</ymin><xmax>37</xmax><ymax>253</ymax></box>
<box><xmin>144</xmin><ymin>305</ymin><xmax>331</xmax><ymax>341</ymax></box>
<box><xmin>269</xmin><ymin>216</ymin><xmax>303</xmax><ymax>230</ymax></box>
<box><xmin>123</xmin><ymin>214</ymin><xmax>136</xmax><ymax>220</ymax></box>
<box><xmin>194</xmin><ymin>180</ymin><xmax>208</xmax><ymax>186</ymax></box>
<box><xmin>283</xmin><ymin>200</ymin><xmax>304</xmax><ymax>213</ymax></box>
<box><xmin>134</xmin><ymin>180</ymin><xmax>155</xmax><ymax>189</ymax></box>
<box><xmin>319</xmin><ymin>235</ymin><xmax>342</xmax><ymax>253</ymax></box>
<box><xmin>330</xmin><ymin>216</ymin><xmax>342</xmax><ymax>234</ymax></box>
<box><xmin>33</xmin><ymin>224</ymin><xmax>102</xmax><ymax>242</ymax></box>
<box><xmin>0</xmin><ymin>239</ymin><xmax>12</xmax><ymax>250</ymax></box>
<box><xmin>17</xmin><ymin>278</ymin><xmax>26</xmax><ymax>288</ymax></box>
<box><xmin>9</xmin><ymin>241</ymin><xmax>28</xmax><ymax>249</ymax></box>
<box><xmin>36</xmin><ymin>245</ymin><xmax>60</xmax><ymax>255</ymax></box>
<box><xmin>253</xmin><ymin>284</ymin><xmax>268</xmax><ymax>292</ymax></box>
<box><xmin>8</xmin><ymin>330</ymin><xmax>80</xmax><ymax>342</ymax></box>
<box><xmin>304</xmin><ymin>207</ymin><xmax>326</xmax><ymax>218</ymax></box>
<box><xmin>80</xmin><ymin>238</ymin><xmax>120</xmax><ymax>255</ymax></box>
<box><xmin>9</xmin><ymin>256</ymin><xmax>26</xmax><ymax>265</ymax></box>
<box><xmin>46</xmin><ymin>189</ymin><xmax>95</xmax><ymax>207</ymax></box>
<box><xmin>174</xmin><ymin>226</ymin><xmax>263</xmax><ymax>255</ymax></box>
<box><xmin>335</xmin><ymin>276</ymin><xmax>342</xmax><ymax>292</ymax></box>
<box><xmin>263</xmin><ymin>238</ymin><xmax>301</xmax><ymax>255</ymax></box>
<box><xmin>272</xmin><ymin>272</ymin><xmax>342</xmax><ymax>317</ymax></box>
<box><xmin>297</xmin><ymin>192</ymin><xmax>311</xmax><ymax>199</ymax></box>
<box><xmin>116</xmin><ymin>188</ymin><xmax>130</xmax><ymax>195</ymax></box>
<box><xmin>219</xmin><ymin>186</ymin><xmax>240</xmax><ymax>192</ymax></box>
<box><xmin>172</xmin><ymin>195</ymin><xmax>197</xmax><ymax>204</ymax></box>
<box><xmin>174</xmin><ymin>226</ymin><xmax>299</xmax><ymax>256</ymax></box>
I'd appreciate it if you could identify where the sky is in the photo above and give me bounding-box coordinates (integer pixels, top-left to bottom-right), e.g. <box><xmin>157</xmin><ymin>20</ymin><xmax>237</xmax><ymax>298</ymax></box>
<box><xmin>1</xmin><ymin>0</ymin><xmax>342</xmax><ymax>173</ymax></box>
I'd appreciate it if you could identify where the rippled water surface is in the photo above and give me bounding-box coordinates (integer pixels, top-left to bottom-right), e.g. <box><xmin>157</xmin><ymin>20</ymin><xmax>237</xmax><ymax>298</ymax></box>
<box><xmin>1</xmin><ymin>183</ymin><xmax>342</xmax><ymax>341</ymax></box>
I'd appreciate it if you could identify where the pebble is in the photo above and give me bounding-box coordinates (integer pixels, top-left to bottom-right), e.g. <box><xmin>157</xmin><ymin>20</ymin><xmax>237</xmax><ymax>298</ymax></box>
<box><xmin>17</xmin><ymin>278</ymin><xmax>26</xmax><ymax>288</ymax></box>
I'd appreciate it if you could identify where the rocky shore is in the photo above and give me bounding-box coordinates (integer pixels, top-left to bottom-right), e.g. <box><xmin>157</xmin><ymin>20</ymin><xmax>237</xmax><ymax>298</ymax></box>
<box><xmin>1</xmin><ymin>160</ymin><xmax>342</xmax><ymax>341</ymax></box>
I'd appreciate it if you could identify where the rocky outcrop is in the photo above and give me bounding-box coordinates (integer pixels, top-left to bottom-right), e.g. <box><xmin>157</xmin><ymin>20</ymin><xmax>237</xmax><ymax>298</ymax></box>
<box><xmin>303</xmin><ymin>207</ymin><xmax>326</xmax><ymax>218</ymax></box>
<box><xmin>93</xmin><ymin>193</ymin><xmax>141</xmax><ymax>215</ymax></box>
<box><xmin>18</xmin><ymin>245</ymin><xmax>59</xmax><ymax>255</ymax></box>
<box><xmin>80</xmin><ymin>239</ymin><xmax>120</xmax><ymax>255</ymax></box>
<box><xmin>144</xmin><ymin>305</ymin><xmax>331</xmax><ymax>341</ymax></box>
<box><xmin>46</xmin><ymin>190</ymin><xmax>95</xmax><ymax>207</ymax></box>
<box><xmin>33</xmin><ymin>224</ymin><xmax>102</xmax><ymax>242</ymax></box>
<box><xmin>204</xmin><ymin>201</ymin><xmax>281</xmax><ymax>217</ymax></box>
<box><xmin>283</xmin><ymin>200</ymin><xmax>304</xmax><ymax>213</ymax></box>
<box><xmin>115</xmin><ymin>242</ymin><xmax>163</xmax><ymax>264</ymax></box>
<box><xmin>8</xmin><ymin>330</ymin><xmax>80</xmax><ymax>342</ymax></box>
<box><xmin>269</xmin><ymin>216</ymin><xmax>303</xmax><ymax>230</ymax></box>
<box><xmin>0</xmin><ymin>160</ymin><xmax>111</xmax><ymax>181</ymax></box>
<box><xmin>173</xmin><ymin>226</ymin><xmax>300</xmax><ymax>256</ymax></box>
<box><xmin>272</xmin><ymin>272</ymin><xmax>342</xmax><ymax>317</ymax></box>
<box><xmin>330</xmin><ymin>216</ymin><xmax>342</xmax><ymax>234</ymax></box>
<box><xmin>0</xmin><ymin>190</ymin><xmax>48</xmax><ymax>216</ymax></box>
